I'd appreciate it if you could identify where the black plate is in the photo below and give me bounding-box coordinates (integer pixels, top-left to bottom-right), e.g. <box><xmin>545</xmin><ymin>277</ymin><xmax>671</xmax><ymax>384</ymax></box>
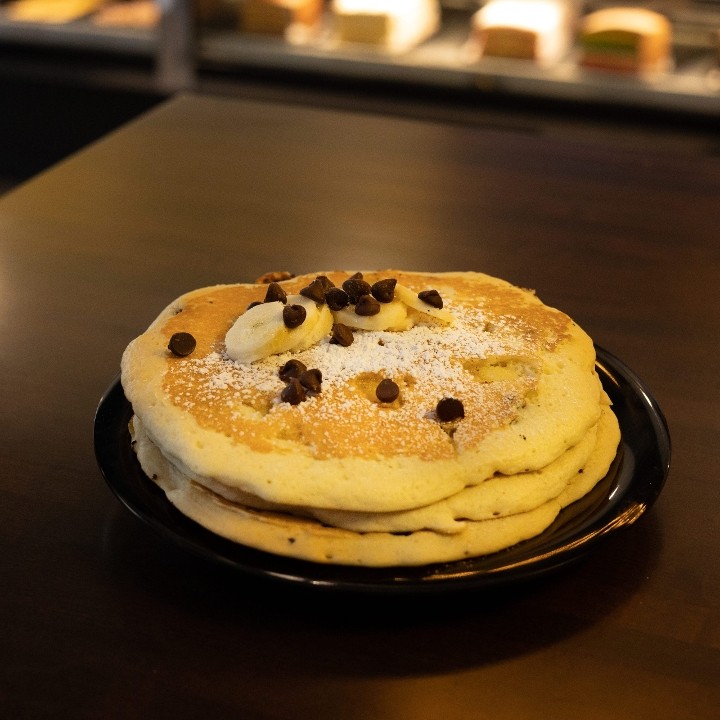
<box><xmin>94</xmin><ymin>347</ymin><xmax>670</xmax><ymax>593</ymax></box>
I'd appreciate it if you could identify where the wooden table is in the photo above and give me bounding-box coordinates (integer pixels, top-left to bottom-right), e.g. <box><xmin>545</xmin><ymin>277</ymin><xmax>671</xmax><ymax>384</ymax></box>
<box><xmin>1</xmin><ymin>93</ymin><xmax>718</xmax><ymax>719</ymax></box>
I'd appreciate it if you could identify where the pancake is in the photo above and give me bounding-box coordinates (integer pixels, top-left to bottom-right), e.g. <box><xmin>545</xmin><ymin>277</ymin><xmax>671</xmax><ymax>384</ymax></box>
<box><xmin>121</xmin><ymin>269</ymin><xmax>618</xmax><ymax>566</ymax></box>
<box><xmin>132</xmin><ymin>400</ymin><xmax>616</xmax><ymax>533</ymax></box>
<box><xmin>128</xmin><ymin>401</ymin><xmax>618</xmax><ymax>566</ymax></box>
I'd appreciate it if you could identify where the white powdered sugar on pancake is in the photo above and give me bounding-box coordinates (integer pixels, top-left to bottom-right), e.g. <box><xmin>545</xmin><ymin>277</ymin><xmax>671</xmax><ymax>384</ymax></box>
<box><xmin>168</xmin><ymin>302</ymin><xmax>526</xmax><ymax>424</ymax></box>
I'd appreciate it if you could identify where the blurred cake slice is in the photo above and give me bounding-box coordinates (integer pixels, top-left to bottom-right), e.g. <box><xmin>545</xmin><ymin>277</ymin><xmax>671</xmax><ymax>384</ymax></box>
<box><xmin>240</xmin><ymin>0</ymin><xmax>325</xmax><ymax>34</ymax></box>
<box><xmin>331</xmin><ymin>0</ymin><xmax>440</xmax><ymax>53</ymax></box>
<box><xmin>470</xmin><ymin>0</ymin><xmax>575</xmax><ymax>65</ymax></box>
<box><xmin>6</xmin><ymin>0</ymin><xmax>102</xmax><ymax>23</ymax></box>
<box><xmin>92</xmin><ymin>0</ymin><xmax>161</xmax><ymax>28</ymax></box>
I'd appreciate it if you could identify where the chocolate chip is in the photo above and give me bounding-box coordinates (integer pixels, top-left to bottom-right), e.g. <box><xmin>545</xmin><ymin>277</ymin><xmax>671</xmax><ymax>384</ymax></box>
<box><xmin>342</xmin><ymin>277</ymin><xmax>372</xmax><ymax>304</ymax></box>
<box><xmin>264</xmin><ymin>282</ymin><xmax>287</xmax><ymax>304</ymax></box>
<box><xmin>247</xmin><ymin>301</ymin><xmax>262</xmax><ymax>311</ymax></box>
<box><xmin>256</xmin><ymin>271</ymin><xmax>295</xmax><ymax>284</ymax></box>
<box><xmin>315</xmin><ymin>275</ymin><xmax>335</xmax><ymax>292</ymax></box>
<box><xmin>283</xmin><ymin>304</ymin><xmax>306</xmax><ymax>329</ymax></box>
<box><xmin>299</xmin><ymin>368</ymin><xmax>322</xmax><ymax>393</ymax></box>
<box><xmin>436</xmin><ymin>397</ymin><xmax>465</xmax><ymax>422</ymax></box>
<box><xmin>168</xmin><ymin>332</ymin><xmax>196</xmax><ymax>357</ymax></box>
<box><xmin>325</xmin><ymin>288</ymin><xmax>350</xmax><ymax>311</ymax></box>
<box><xmin>300</xmin><ymin>278</ymin><xmax>328</xmax><ymax>304</ymax></box>
<box><xmin>371</xmin><ymin>278</ymin><xmax>396</xmax><ymax>303</ymax></box>
<box><xmin>355</xmin><ymin>294</ymin><xmax>381</xmax><ymax>316</ymax></box>
<box><xmin>350</xmin><ymin>271</ymin><xmax>363</xmax><ymax>280</ymax></box>
<box><xmin>418</xmin><ymin>289</ymin><xmax>443</xmax><ymax>309</ymax></box>
<box><xmin>376</xmin><ymin>379</ymin><xmax>399</xmax><ymax>403</ymax></box>
<box><xmin>278</xmin><ymin>359</ymin><xmax>307</xmax><ymax>382</ymax></box>
<box><xmin>280</xmin><ymin>378</ymin><xmax>306</xmax><ymax>405</ymax></box>
<box><xmin>330</xmin><ymin>323</ymin><xmax>354</xmax><ymax>347</ymax></box>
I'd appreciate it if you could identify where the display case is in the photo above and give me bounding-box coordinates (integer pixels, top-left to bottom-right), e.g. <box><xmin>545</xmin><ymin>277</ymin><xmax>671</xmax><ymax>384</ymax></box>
<box><xmin>0</xmin><ymin>0</ymin><xmax>719</xmax><ymax>116</ymax></box>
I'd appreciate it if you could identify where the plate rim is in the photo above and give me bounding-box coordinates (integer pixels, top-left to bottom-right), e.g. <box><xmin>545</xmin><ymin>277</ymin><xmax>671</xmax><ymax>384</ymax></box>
<box><xmin>94</xmin><ymin>345</ymin><xmax>670</xmax><ymax>594</ymax></box>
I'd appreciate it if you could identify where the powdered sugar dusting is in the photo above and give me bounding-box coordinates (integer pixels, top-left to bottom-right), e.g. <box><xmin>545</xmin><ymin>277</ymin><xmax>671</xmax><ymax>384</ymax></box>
<box><xmin>184</xmin><ymin>304</ymin><xmax>521</xmax><ymax>400</ymax></box>
<box><xmin>164</xmin><ymin>299</ymin><xmax>539</xmax><ymax>456</ymax></box>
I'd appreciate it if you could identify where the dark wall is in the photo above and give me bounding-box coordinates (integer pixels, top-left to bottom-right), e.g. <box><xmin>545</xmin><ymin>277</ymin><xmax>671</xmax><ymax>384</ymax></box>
<box><xmin>0</xmin><ymin>77</ymin><xmax>164</xmax><ymax>189</ymax></box>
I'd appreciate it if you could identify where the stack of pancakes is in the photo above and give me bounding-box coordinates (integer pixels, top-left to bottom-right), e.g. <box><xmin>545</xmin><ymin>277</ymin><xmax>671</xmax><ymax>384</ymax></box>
<box><xmin>121</xmin><ymin>270</ymin><xmax>619</xmax><ymax>567</ymax></box>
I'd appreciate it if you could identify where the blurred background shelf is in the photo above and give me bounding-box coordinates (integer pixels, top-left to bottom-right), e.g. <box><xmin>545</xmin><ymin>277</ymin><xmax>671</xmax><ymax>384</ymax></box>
<box><xmin>198</xmin><ymin>7</ymin><xmax>720</xmax><ymax>118</ymax></box>
<box><xmin>1</xmin><ymin>1</ymin><xmax>719</xmax><ymax>193</ymax></box>
<box><xmin>0</xmin><ymin>2</ymin><xmax>718</xmax><ymax>110</ymax></box>
<box><xmin>0</xmin><ymin>11</ymin><xmax>157</xmax><ymax>55</ymax></box>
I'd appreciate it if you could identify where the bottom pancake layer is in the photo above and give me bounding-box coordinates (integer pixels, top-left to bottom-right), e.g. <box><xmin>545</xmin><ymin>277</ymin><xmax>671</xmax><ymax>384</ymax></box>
<box><xmin>129</xmin><ymin>403</ymin><xmax>620</xmax><ymax>567</ymax></box>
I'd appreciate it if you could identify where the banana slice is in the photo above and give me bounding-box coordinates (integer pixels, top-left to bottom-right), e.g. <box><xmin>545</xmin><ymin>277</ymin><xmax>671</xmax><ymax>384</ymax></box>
<box><xmin>225</xmin><ymin>295</ymin><xmax>331</xmax><ymax>364</ymax></box>
<box><xmin>333</xmin><ymin>300</ymin><xmax>410</xmax><ymax>331</ymax></box>
<box><xmin>393</xmin><ymin>284</ymin><xmax>454</xmax><ymax>324</ymax></box>
<box><xmin>225</xmin><ymin>301</ymin><xmax>283</xmax><ymax>364</ymax></box>
<box><xmin>293</xmin><ymin>298</ymin><xmax>333</xmax><ymax>352</ymax></box>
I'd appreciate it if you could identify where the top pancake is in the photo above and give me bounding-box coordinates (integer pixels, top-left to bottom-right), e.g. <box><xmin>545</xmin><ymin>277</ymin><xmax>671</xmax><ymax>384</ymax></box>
<box><xmin>121</xmin><ymin>270</ymin><xmax>603</xmax><ymax>513</ymax></box>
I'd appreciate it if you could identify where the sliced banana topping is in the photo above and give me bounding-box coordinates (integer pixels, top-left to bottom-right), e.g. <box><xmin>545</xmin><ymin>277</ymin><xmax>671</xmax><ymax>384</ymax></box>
<box><xmin>393</xmin><ymin>283</ymin><xmax>455</xmax><ymax>324</ymax></box>
<box><xmin>293</xmin><ymin>297</ymin><xmax>334</xmax><ymax>352</ymax></box>
<box><xmin>225</xmin><ymin>276</ymin><xmax>454</xmax><ymax>364</ymax></box>
<box><xmin>333</xmin><ymin>300</ymin><xmax>411</xmax><ymax>332</ymax></box>
<box><xmin>226</xmin><ymin>295</ymin><xmax>332</xmax><ymax>364</ymax></box>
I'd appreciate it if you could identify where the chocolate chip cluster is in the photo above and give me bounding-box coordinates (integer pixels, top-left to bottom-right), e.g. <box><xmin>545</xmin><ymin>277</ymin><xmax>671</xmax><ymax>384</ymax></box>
<box><xmin>302</xmin><ymin>271</ymin><xmax>397</xmax><ymax>344</ymax></box>
<box><xmin>278</xmin><ymin>359</ymin><xmax>323</xmax><ymax>405</ymax></box>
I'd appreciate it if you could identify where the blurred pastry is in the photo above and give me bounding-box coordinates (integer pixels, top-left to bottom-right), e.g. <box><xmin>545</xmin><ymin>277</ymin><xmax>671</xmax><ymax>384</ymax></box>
<box><xmin>330</xmin><ymin>0</ymin><xmax>440</xmax><ymax>53</ymax></box>
<box><xmin>92</xmin><ymin>0</ymin><xmax>160</xmax><ymax>28</ymax></box>
<box><xmin>6</xmin><ymin>0</ymin><xmax>102</xmax><ymax>23</ymax></box>
<box><xmin>239</xmin><ymin>0</ymin><xmax>324</xmax><ymax>34</ymax></box>
<box><xmin>579</xmin><ymin>7</ymin><xmax>672</xmax><ymax>74</ymax></box>
<box><xmin>470</xmin><ymin>0</ymin><xmax>575</xmax><ymax>65</ymax></box>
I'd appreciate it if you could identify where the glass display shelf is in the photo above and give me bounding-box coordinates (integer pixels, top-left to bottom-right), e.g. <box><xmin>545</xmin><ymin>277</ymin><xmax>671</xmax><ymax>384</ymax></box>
<box><xmin>0</xmin><ymin>1</ymin><xmax>718</xmax><ymax>116</ymax></box>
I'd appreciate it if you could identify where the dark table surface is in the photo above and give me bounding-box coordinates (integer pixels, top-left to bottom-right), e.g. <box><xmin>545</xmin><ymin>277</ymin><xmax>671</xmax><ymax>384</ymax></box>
<box><xmin>1</xmin><ymin>93</ymin><xmax>719</xmax><ymax>719</ymax></box>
